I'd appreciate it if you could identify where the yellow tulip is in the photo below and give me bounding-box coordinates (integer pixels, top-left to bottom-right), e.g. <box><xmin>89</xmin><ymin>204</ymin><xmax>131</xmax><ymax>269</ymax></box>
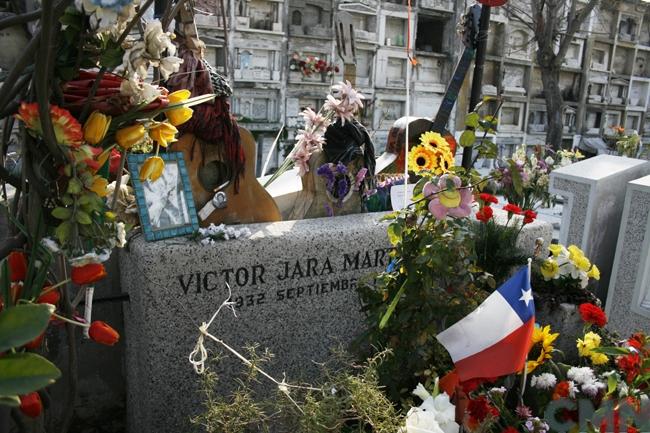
<box><xmin>116</xmin><ymin>124</ymin><xmax>145</xmax><ymax>150</ymax></box>
<box><xmin>165</xmin><ymin>106</ymin><xmax>193</xmax><ymax>127</ymax></box>
<box><xmin>168</xmin><ymin>89</ymin><xmax>191</xmax><ymax>104</ymax></box>
<box><xmin>83</xmin><ymin>111</ymin><xmax>111</xmax><ymax>145</ymax></box>
<box><xmin>90</xmin><ymin>177</ymin><xmax>108</xmax><ymax>197</ymax></box>
<box><xmin>105</xmin><ymin>211</ymin><xmax>116</xmax><ymax>220</ymax></box>
<box><xmin>165</xmin><ymin>89</ymin><xmax>193</xmax><ymax>126</ymax></box>
<box><xmin>149</xmin><ymin>122</ymin><xmax>178</xmax><ymax>148</ymax></box>
<box><xmin>139</xmin><ymin>156</ymin><xmax>165</xmax><ymax>182</ymax></box>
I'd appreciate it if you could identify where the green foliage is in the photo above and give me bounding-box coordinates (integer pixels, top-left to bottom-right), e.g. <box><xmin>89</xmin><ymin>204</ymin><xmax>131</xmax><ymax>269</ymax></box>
<box><xmin>191</xmin><ymin>347</ymin><xmax>404</xmax><ymax>433</ymax></box>
<box><xmin>0</xmin><ymin>304</ymin><xmax>62</xmax><ymax>403</ymax></box>
<box><xmin>0</xmin><ymin>304</ymin><xmax>54</xmax><ymax>352</ymax></box>
<box><xmin>0</xmin><ymin>353</ymin><xmax>61</xmax><ymax>397</ymax></box>
<box><xmin>471</xmin><ymin>219</ymin><xmax>527</xmax><ymax>286</ymax></box>
<box><xmin>356</xmin><ymin>190</ymin><xmax>491</xmax><ymax>400</ymax></box>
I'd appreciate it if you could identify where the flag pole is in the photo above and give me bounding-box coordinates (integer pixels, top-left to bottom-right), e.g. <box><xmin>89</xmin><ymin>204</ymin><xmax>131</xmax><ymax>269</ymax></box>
<box><xmin>520</xmin><ymin>257</ymin><xmax>533</xmax><ymax>404</ymax></box>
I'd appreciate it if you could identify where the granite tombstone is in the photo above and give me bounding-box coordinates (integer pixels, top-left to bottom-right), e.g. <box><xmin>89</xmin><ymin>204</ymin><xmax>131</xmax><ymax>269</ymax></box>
<box><xmin>120</xmin><ymin>211</ymin><xmax>553</xmax><ymax>433</ymax></box>
<box><xmin>549</xmin><ymin>155</ymin><xmax>650</xmax><ymax>299</ymax></box>
<box><xmin>606</xmin><ymin>175</ymin><xmax>650</xmax><ymax>335</ymax></box>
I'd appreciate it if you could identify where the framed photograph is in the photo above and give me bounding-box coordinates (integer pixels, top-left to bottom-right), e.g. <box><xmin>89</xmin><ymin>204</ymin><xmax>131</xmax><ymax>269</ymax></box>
<box><xmin>128</xmin><ymin>152</ymin><xmax>199</xmax><ymax>241</ymax></box>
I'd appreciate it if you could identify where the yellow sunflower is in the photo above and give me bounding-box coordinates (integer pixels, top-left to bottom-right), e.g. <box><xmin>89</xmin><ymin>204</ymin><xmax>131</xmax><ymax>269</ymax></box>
<box><xmin>408</xmin><ymin>145</ymin><xmax>437</xmax><ymax>173</ymax></box>
<box><xmin>408</xmin><ymin>145</ymin><xmax>455</xmax><ymax>175</ymax></box>
<box><xmin>526</xmin><ymin>325</ymin><xmax>559</xmax><ymax>373</ymax></box>
<box><xmin>419</xmin><ymin>131</ymin><xmax>452</xmax><ymax>152</ymax></box>
<box><xmin>432</xmin><ymin>147</ymin><xmax>455</xmax><ymax>175</ymax></box>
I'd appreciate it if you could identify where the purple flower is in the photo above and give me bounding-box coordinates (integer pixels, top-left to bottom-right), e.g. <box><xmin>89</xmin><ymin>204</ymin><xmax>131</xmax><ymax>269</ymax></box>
<box><xmin>336</xmin><ymin>178</ymin><xmax>349</xmax><ymax>201</ymax></box>
<box><xmin>317</xmin><ymin>163</ymin><xmax>336</xmax><ymax>190</ymax></box>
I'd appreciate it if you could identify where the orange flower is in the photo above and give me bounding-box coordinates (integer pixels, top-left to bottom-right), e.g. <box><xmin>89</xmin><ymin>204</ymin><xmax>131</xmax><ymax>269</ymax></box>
<box><xmin>19</xmin><ymin>392</ymin><xmax>43</xmax><ymax>418</ymax></box>
<box><xmin>71</xmin><ymin>263</ymin><xmax>107</xmax><ymax>285</ymax></box>
<box><xmin>15</xmin><ymin>102</ymin><xmax>83</xmax><ymax>147</ymax></box>
<box><xmin>37</xmin><ymin>287</ymin><xmax>60</xmax><ymax>306</ymax></box>
<box><xmin>7</xmin><ymin>251</ymin><xmax>27</xmax><ymax>282</ymax></box>
<box><xmin>24</xmin><ymin>332</ymin><xmax>45</xmax><ymax>350</ymax></box>
<box><xmin>89</xmin><ymin>321</ymin><xmax>120</xmax><ymax>346</ymax></box>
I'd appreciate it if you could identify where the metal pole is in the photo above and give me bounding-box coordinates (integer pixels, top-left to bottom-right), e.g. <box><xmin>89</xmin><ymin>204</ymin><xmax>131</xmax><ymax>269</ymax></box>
<box><xmin>461</xmin><ymin>4</ymin><xmax>491</xmax><ymax>170</ymax></box>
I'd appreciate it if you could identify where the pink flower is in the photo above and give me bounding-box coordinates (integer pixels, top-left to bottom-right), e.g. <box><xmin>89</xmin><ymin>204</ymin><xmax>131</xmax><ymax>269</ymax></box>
<box><xmin>331</xmin><ymin>80</ymin><xmax>365</xmax><ymax>113</ymax></box>
<box><xmin>300</xmin><ymin>107</ymin><xmax>330</xmax><ymax>133</ymax></box>
<box><xmin>423</xmin><ymin>174</ymin><xmax>473</xmax><ymax>219</ymax></box>
<box><xmin>292</xmin><ymin>146</ymin><xmax>311</xmax><ymax>176</ymax></box>
<box><xmin>295</xmin><ymin>130</ymin><xmax>325</xmax><ymax>153</ymax></box>
<box><xmin>323</xmin><ymin>95</ymin><xmax>356</xmax><ymax>125</ymax></box>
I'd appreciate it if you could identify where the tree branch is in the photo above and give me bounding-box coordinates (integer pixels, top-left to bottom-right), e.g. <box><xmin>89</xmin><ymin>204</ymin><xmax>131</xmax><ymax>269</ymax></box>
<box><xmin>556</xmin><ymin>0</ymin><xmax>600</xmax><ymax>65</ymax></box>
<box><xmin>0</xmin><ymin>9</ymin><xmax>41</xmax><ymax>32</ymax></box>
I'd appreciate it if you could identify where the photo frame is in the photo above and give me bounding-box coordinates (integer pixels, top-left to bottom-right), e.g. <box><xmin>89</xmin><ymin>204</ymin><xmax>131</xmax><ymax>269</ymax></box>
<box><xmin>128</xmin><ymin>152</ymin><xmax>199</xmax><ymax>241</ymax></box>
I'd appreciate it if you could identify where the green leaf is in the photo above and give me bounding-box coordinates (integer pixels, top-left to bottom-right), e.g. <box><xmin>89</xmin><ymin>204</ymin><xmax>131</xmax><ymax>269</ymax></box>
<box><xmin>0</xmin><ymin>395</ymin><xmax>20</xmax><ymax>407</ymax></box>
<box><xmin>465</xmin><ymin>112</ymin><xmax>480</xmax><ymax>129</ymax></box>
<box><xmin>607</xmin><ymin>373</ymin><xmax>618</xmax><ymax>395</ymax></box>
<box><xmin>507</xmin><ymin>160</ymin><xmax>523</xmax><ymax>195</ymax></box>
<box><xmin>379</xmin><ymin>281</ymin><xmax>407</xmax><ymax>330</ymax></box>
<box><xmin>51</xmin><ymin>207</ymin><xmax>72</xmax><ymax>220</ymax></box>
<box><xmin>0</xmin><ymin>353</ymin><xmax>61</xmax><ymax>396</ymax></box>
<box><xmin>387</xmin><ymin>222</ymin><xmax>403</xmax><ymax>246</ymax></box>
<box><xmin>459</xmin><ymin>130</ymin><xmax>476</xmax><ymax>148</ymax></box>
<box><xmin>55</xmin><ymin>221</ymin><xmax>73</xmax><ymax>244</ymax></box>
<box><xmin>75</xmin><ymin>210</ymin><xmax>92</xmax><ymax>225</ymax></box>
<box><xmin>61</xmin><ymin>195</ymin><xmax>74</xmax><ymax>206</ymax></box>
<box><xmin>67</xmin><ymin>178</ymin><xmax>82</xmax><ymax>194</ymax></box>
<box><xmin>0</xmin><ymin>304</ymin><xmax>54</xmax><ymax>352</ymax></box>
<box><xmin>590</xmin><ymin>346</ymin><xmax>631</xmax><ymax>356</ymax></box>
<box><xmin>100</xmin><ymin>46</ymin><xmax>125</xmax><ymax>69</ymax></box>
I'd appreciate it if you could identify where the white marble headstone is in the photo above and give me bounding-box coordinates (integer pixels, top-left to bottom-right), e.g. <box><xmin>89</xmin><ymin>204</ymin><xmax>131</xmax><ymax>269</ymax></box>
<box><xmin>550</xmin><ymin>155</ymin><xmax>650</xmax><ymax>298</ymax></box>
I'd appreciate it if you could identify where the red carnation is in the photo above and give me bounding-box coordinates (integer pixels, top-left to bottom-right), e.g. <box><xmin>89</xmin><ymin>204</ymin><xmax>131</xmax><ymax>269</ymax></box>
<box><xmin>503</xmin><ymin>203</ymin><xmax>522</xmax><ymax>215</ymax></box>
<box><xmin>523</xmin><ymin>209</ymin><xmax>537</xmax><ymax>224</ymax></box>
<box><xmin>502</xmin><ymin>428</ymin><xmax>519</xmax><ymax>433</ymax></box>
<box><xmin>467</xmin><ymin>396</ymin><xmax>499</xmax><ymax>428</ymax></box>
<box><xmin>479</xmin><ymin>193</ymin><xmax>498</xmax><ymax>205</ymax></box>
<box><xmin>578</xmin><ymin>303</ymin><xmax>608</xmax><ymax>328</ymax></box>
<box><xmin>552</xmin><ymin>381</ymin><xmax>571</xmax><ymax>400</ymax></box>
<box><xmin>476</xmin><ymin>206</ymin><xmax>494</xmax><ymax>223</ymax></box>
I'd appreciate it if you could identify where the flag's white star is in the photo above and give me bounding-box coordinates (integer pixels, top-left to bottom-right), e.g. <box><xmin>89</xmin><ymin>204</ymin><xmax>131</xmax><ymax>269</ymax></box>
<box><xmin>519</xmin><ymin>288</ymin><xmax>533</xmax><ymax>306</ymax></box>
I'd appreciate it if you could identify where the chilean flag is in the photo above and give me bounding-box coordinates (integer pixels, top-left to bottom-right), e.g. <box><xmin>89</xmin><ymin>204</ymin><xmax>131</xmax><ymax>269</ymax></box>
<box><xmin>436</xmin><ymin>266</ymin><xmax>535</xmax><ymax>381</ymax></box>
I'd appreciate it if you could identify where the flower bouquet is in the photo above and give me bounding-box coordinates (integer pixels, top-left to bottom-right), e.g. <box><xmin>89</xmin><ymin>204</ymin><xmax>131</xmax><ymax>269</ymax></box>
<box><xmin>491</xmin><ymin>145</ymin><xmax>584</xmax><ymax>210</ymax></box>
<box><xmin>0</xmin><ymin>1</ymin><xmax>211</xmax><ymax>426</ymax></box>
<box><xmin>267</xmin><ymin>81</ymin><xmax>375</xmax><ymax>218</ymax></box>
